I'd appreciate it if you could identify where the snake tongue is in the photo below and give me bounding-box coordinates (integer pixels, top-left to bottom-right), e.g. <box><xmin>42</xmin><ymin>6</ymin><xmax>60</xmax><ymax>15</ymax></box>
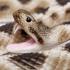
<box><xmin>6</xmin><ymin>38</ymin><xmax>40</xmax><ymax>53</ymax></box>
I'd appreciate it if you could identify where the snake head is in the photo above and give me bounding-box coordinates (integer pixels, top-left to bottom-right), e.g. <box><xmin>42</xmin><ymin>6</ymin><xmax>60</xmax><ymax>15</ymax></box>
<box><xmin>13</xmin><ymin>9</ymin><xmax>45</xmax><ymax>44</ymax></box>
<box><xmin>6</xmin><ymin>9</ymin><xmax>45</xmax><ymax>53</ymax></box>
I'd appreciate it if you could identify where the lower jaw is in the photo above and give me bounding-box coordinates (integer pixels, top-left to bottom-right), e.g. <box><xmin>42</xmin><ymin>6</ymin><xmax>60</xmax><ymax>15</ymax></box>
<box><xmin>6</xmin><ymin>37</ymin><xmax>41</xmax><ymax>53</ymax></box>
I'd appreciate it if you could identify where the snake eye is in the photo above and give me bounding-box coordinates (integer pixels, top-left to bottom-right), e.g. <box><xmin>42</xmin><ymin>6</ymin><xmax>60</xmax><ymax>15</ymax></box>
<box><xmin>26</xmin><ymin>16</ymin><xmax>32</xmax><ymax>22</ymax></box>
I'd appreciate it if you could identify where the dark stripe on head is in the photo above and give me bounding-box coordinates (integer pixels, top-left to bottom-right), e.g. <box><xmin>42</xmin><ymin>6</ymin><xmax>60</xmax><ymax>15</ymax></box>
<box><xmin>29</xmin><ymin>27</ymin><xmax>44</xmax><ymax>44</ymax></box>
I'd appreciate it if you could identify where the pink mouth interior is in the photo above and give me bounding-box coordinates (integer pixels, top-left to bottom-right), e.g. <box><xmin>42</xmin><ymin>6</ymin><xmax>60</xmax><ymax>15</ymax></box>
<box><xmin>6</xmin><ymin>37</ymin><xmax>37</xmax><ymax>53</ymax></box>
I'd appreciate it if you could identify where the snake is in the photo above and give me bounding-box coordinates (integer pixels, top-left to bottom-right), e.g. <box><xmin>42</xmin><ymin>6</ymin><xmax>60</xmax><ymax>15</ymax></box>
<box><xmin>3</xmin><ymin>9</ymin><xmax>70</xmax><ymax>54</ymax></box>
<box><xmin>0</xmin><ymin>0</ymin><xmax>70</xmax><ymax>70</ymax></box>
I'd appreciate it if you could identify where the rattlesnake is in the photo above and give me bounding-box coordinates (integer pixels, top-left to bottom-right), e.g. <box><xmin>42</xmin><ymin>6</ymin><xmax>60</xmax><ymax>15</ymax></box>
<box><xmin>0</xmin><ymin>0</ymin><xmax>70</xmax><ymax>70</ymax></box>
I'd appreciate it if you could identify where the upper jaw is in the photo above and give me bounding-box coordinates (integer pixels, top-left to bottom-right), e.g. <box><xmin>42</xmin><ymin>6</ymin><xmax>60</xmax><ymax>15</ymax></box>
<box><xmin>12</xmin><ymin>24</ymin><xmax>31</xmax><ymax>43</ymax></box>
<box><xmin>6</xmin><ymin>24</ymin><xmax>43</xmax><ymax>53</ymax></box>
<box><xmin>13</xmin><ymin>23</ymin><xmax>44</xmax><ymax>45</ymax></box>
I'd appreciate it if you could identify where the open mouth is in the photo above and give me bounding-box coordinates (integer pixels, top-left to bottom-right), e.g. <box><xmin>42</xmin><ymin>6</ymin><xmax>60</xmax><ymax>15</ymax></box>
<box><xmin>6</xmin><ymin>26</ymin><xmax>42</xmax><ymax>53</ymax></box>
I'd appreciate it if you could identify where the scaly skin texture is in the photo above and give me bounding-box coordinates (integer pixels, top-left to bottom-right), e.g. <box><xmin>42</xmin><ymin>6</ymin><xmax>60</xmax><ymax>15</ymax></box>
<box><xmin>0</xmin><ymin>0</ymin><xmax>70</xmax><ymax>70</ymax></box>
<box><xmin>13</xmin><ymin>9</ymin><xmax>70</xmax><ymax>50</ymax></box>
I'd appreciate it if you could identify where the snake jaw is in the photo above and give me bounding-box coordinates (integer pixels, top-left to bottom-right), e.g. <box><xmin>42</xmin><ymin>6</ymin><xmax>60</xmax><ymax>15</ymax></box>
<box><xmin>7</xmin><ymin>28</ymin><xmax>42</xmax><ymax>53</ymax></box>
<box><xmin>13</xmin><ymin>9</ymin><xmax>44</xmax><ymax>44</ymax></box>
<box><xmin>6</xmin><ymin>23</ymin><xmax>42</xmax><ymax>53</ymax></box>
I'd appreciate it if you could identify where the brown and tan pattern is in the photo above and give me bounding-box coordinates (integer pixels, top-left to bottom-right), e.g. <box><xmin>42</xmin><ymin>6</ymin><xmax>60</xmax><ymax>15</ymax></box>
<box><xmin>0</xmin><ymin>0</ymin><xmax>70</xmax><ymax>70</ymax></box>
<box><xmin>58</xmin><ymin>26</ymin><xmax>70</xmax><ymax>43</ymax></box>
